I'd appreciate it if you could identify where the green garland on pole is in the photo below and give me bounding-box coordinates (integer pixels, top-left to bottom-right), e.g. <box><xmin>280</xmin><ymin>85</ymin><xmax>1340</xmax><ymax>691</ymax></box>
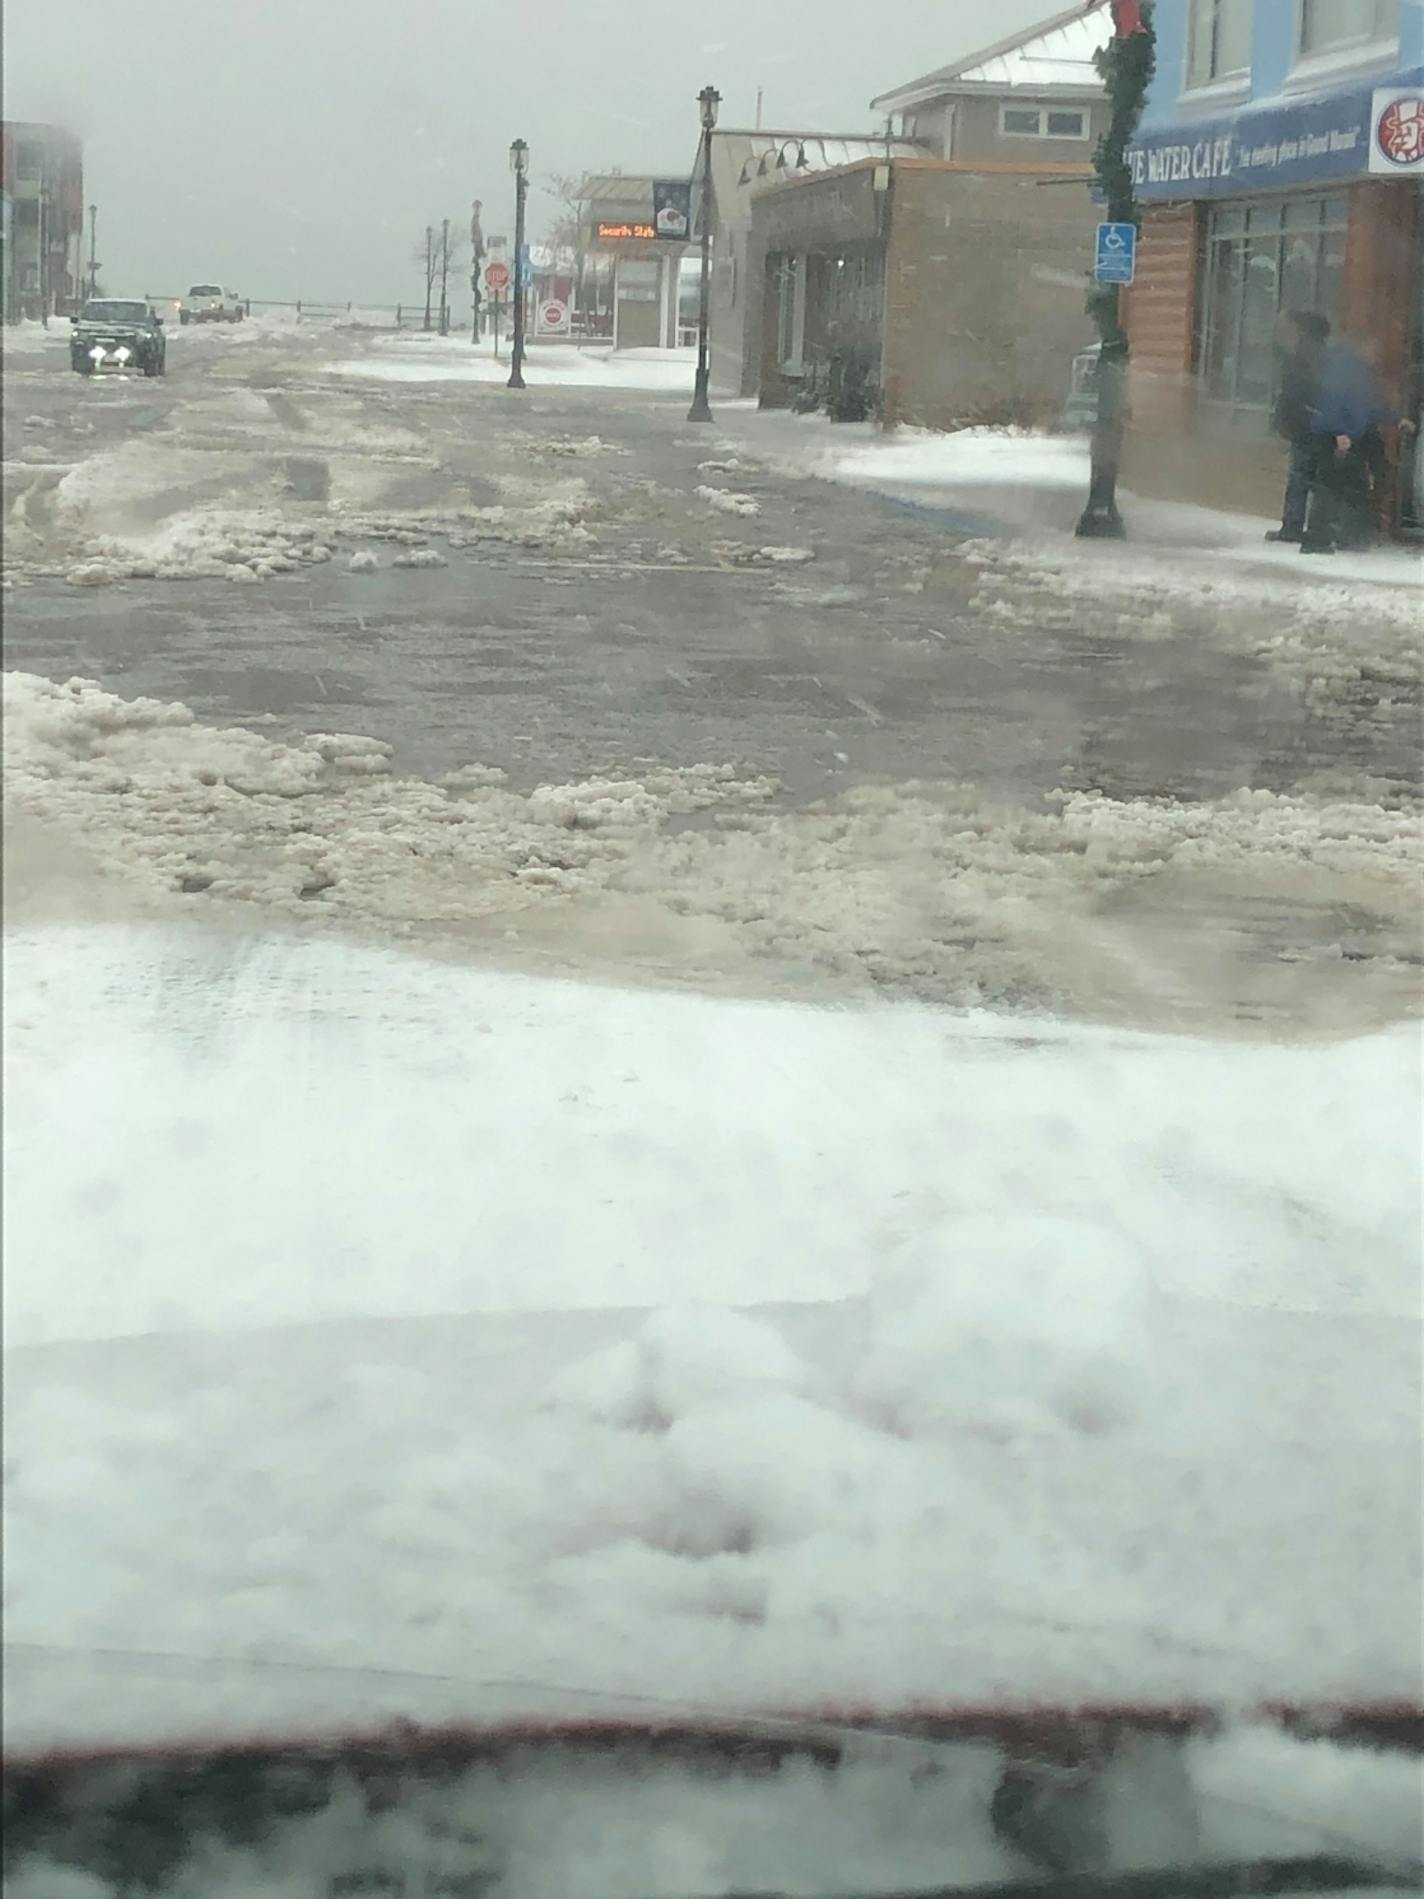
<box><xmin>1076</xmin><ymin>1</ymin><xmax>1157</xmax><ymax>540</ymax></box>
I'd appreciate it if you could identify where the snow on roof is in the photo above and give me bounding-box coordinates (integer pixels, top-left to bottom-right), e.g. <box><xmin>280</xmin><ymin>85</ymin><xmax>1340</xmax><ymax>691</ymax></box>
<box><xmin>872</xmin><ymin>0</ymin><xmax>1110</xmax><ymax>111</ymax></box>
<box><xmin>709</xmin><ymin>133</ymin><xmax>927</xmax><ymax>218</ymax></box>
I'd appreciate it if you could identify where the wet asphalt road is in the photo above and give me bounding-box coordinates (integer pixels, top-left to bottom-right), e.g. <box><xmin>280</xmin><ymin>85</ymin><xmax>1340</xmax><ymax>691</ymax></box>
<box><xmin>4</xmin><ymin>326</ymin><xmax>1410</xmax><ymax>812</ymax></box>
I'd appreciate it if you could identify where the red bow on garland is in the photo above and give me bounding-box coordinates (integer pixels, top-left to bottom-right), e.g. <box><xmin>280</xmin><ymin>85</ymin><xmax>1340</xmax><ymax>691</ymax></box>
<box><xmin>1110</xmin><ymin>0</ymin><xmax>1146</xmax><ymax>34</ymax></box>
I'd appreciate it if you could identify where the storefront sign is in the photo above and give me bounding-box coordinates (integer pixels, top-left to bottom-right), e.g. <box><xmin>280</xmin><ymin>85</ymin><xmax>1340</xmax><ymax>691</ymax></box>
<box><xmin>597</xmin><ymin>221</ymin><xmax>656</xmax><ymax>241</ymax></box>
<box><xmin>652</xmin><ymin>180</ymin><xmax>691</xmax><ymax>241</ymax></box>
<box><xmin>1128</xmin><ymin>66</ymin><xmax>1423</xmax><ymax>199</ymax></box>
<box><xmin>1370</xmin><ymin>88</ymin><xmax>1424</xmax><ymax>173</ymax></box>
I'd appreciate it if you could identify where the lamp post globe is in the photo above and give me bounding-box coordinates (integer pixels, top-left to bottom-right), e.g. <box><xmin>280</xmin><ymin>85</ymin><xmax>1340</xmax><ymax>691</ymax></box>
<box><xmin>688</xmin><ymin>85</ymin><xmax>722</xmax><ymax>424</ymax></box>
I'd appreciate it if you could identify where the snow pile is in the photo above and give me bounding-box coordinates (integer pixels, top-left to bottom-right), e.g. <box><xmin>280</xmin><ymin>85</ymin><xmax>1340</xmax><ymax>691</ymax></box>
<box><xmin>967</xmin><ymin>538</ymin><xmax>1423</xmax><ymax>699</ymax></box>
<box><xmin>347</xmin><ymin>547</ymin><xmax>380</xmax><ymax>573</ymax></box>
<box><xmin>696</xmin><ymin>484</ymin><xmax>761</xmax><ymax>518</ymax></box>
<box><xmin>3</xmin><ymin>926</ymin><xmax>1420</xmax><ymax>1765</ymax></box>
<box><xmin>392</xmin><ymin>545</ymin><xmax>448</xmax><ymax>568</ymax></box>
<box><xmin>538</xmin><ymin>434</ymin><xmax>632</xmax><ymax>459</ymax></box>
<box><xmin>331</xmin><ymin>338</ymin><xmax>700</xmax><ymax>392</ymax></box>
<box><xmin>829</xmin><ymin>424</ymin><xmax>1089</xmax><ymax>493</ymax></box>
<box><xmin>0</xmin><ymin>320</ymin><xmax>70</xmax><ymax>356</ymax></box>
<box><xmin>6</xmin><ymin>674</ymin><xmax>1419</xmax><ymax>1024</ymax></box>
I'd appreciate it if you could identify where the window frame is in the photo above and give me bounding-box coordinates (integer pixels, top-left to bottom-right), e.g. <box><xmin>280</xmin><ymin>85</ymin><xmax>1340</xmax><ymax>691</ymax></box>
<box><xmin>1295</xmin><ymin>0</ymin><xmax>1397</xmax><ymax>63</ymax></box>
<box><xmin>1184</xmin><ymin>0</ymin><xmax>1253</xmax><ymax>92</ymax></box>
<box><xmin>997</xmin><ymin>102</ymin><xmax>1090</xmax><ymax>141</ymax></box>
<box><xmin>1195</xmin><ymin>191</ymin><xmax>1350</xmax><ymax>431</ymax></box>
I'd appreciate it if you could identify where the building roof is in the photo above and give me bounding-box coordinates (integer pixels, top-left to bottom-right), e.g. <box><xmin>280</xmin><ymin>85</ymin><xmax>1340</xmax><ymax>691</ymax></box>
<box><xmin>871</xmin><ymin>0</ymin><xmax>1109</xmax><ymax>113</ymax></box>
<box><xmin>707</xmin><ymin>131</ymin><xmax>927</xmax><ymax>228</ymax></box>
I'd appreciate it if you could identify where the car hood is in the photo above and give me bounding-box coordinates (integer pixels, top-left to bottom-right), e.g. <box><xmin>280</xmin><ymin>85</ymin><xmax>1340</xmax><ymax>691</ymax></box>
<box><xmin>4</xmin><ymin>920</ymin><xmax>1419</xmax><ymax>1766</ymax></box>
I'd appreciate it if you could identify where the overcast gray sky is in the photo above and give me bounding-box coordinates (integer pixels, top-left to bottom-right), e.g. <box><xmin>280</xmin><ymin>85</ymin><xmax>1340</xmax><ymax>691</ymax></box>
<box><xmin>6</xmin><ymin>0</ymin><xmax>1053</xmax><ymax>308</ymax></box>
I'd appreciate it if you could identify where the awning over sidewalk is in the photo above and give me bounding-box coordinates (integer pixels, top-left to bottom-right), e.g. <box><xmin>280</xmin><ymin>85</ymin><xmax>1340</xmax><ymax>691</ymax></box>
<box><xmin>1128</xmin><ymin>63</ymin><xmax>1424</xmax><ymax>199</ymax></box>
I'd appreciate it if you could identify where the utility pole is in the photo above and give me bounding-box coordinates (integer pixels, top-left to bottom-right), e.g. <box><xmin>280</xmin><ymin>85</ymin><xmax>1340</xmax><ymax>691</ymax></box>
<box><xmin>469</xmin><ymin>198</ymin><xmax>485</xmax><ymax>344</ymax></box>
<box><xmin>423</xmin><ymin>225</ymin><xmax>434</xmax><ymax>332</ymax></box>
<box><xmin>1076</xmin><ymin>0</ymin><xmax>1155</xmax><ymax>540</ymax></box>
<box><xmin>688</xmin><ymin>84</ymin><xmax>722</xmax><ymax>424</ymax></box>
<box><xmin>438</xmin><ymin>217</ymin><xmax>451</xmax><ymax>336</ymax></box>
<box><xmin>508</xmin><ymin>139</ymin><xmax>529</xmax><ymax>390</ymax></box>
<box><xmin>87</xmin><ymin>204</ymin><xmax>98</xmax><ymax>300</ymax></box>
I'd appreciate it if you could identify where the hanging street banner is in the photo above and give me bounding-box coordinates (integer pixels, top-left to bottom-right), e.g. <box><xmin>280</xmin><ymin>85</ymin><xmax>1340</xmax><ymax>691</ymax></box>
<box><xmin>1127</xmin><ymin>64</ymin><xmax>1423</xmax><ymax>199</ymax></box>
<box><xmin>652</xmin><ymin>180</ymin><xmax>692</xmax><ymax>241</ymax></box>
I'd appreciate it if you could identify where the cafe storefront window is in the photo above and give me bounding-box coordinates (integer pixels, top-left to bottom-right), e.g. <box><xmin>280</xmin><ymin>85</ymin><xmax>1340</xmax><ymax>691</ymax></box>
<box><xmin>1198</xmin><ymin>192</ymin><xmax>1348</xmax><ymax>428</ymax></box>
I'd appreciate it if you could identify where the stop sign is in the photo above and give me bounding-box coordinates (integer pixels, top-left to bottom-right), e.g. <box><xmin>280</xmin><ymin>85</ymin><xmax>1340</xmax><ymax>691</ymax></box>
<box><xmin>538</xmin><ymin>299</ymin><xmax>569</xmax><ymax>335</ymax></box>
<box><xmin>485</xmin><ymin>261</ymin><xmax>510</xmax><ymax>292</ymax></box>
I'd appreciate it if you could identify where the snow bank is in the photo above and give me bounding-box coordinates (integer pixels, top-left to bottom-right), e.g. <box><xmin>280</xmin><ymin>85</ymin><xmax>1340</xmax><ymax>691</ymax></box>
<box><xmin>831</xmin><ymin>425</ymin><xmax>1090</xmax><ymax>492</ymax></box>
<box><xmin>696</xmin><ymin>484</ymin><xmax>761</xmax><ymax>517</ymax></box>
<box><xmin>6</xmin><ymin>673</ymin><xmax>1419</xmax><ymax>1026</ymax></box>
<box><xmin>331</xmin><ymin>336</ymin><xmax>700</xmax><ymax>392</ymax></box>
<box><xmin>0</xmin><ymin>320</ymin><xmax>70</xmax><ymax>356</ymax></box>
<box><xmin>3</xmin><ymin>924</ymin><xmax>1419</xmax><ymax>1763</ymax></box>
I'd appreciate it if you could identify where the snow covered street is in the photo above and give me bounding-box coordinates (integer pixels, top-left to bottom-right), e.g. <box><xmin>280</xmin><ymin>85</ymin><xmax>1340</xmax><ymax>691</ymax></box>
<box><xmin>2</xmin><ymin>318</ymin><xmax>1422</xmax><ymax>1880</ymax></box>
<box><xmin>3</xmin><ymin>316</ymin><xmax>1421</xmax><ymax>1030</ymax></box>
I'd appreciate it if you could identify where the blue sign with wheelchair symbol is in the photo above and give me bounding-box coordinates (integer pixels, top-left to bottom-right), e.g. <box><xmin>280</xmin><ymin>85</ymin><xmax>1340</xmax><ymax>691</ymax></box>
<box><xmin>1094</xmin><ymin>222</ymin><xmax>1137</xmax><ymax>285</ymax></box>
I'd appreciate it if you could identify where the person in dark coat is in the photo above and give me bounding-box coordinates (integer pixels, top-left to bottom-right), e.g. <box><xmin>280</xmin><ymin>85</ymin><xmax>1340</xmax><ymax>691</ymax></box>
<box><xmin>1267</xmin><ymin>311</ymin><xmax>1331</xmax><ymax>545</ymax></box>
<box><xmin>1300</xmin><ymin>337</ymin><xmax>1390</xmax><ymax>554</ymax></box>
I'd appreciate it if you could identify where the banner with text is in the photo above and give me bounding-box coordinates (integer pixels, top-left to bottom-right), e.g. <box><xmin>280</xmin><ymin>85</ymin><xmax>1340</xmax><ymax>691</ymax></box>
<box><xmin>1127</xmin><ymin>66</ymin><xmax>1422</xmax><ymax>199</ymax></box>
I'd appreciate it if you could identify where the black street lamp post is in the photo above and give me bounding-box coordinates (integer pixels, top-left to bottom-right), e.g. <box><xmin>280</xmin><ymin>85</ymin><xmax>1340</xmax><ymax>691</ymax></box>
<box><xmin>508</xmin><ymin>139</ymin><xmax>530</xmax><ymax>391</ymax></box>
<box><xmin>687</xmin><ymin>84</ymin><xmax>721</xmax><ymax>424</ymax></box>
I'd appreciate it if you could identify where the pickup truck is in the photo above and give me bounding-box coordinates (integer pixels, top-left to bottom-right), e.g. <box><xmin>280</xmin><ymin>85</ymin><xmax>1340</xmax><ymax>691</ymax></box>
<box><xmin>69</xmin><ymin>298</ymin><xmax>167</xmax><ymax>376</ymax></box>
<box><xmin>180</xmin><ymin>284</ymin><xmax>244</xmax><ymax>324</ymax></box>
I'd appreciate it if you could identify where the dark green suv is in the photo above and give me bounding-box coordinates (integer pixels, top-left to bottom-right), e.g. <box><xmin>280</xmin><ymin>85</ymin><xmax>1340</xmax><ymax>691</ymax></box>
<box><xmin>70</xmin><ymin>299</ymin><xmax>167</xmax><ymax>377</ymax></box>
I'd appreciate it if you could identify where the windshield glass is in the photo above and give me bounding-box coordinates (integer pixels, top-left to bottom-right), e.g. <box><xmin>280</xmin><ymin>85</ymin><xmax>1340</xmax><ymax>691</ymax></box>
<box><xmin>2</xmin><ymin>0</ymin><xmax>1421</xmax><ymax>1893</ymax></box>
<box><xmin>79</xmin><ymin>300</ymin><xmax>149</xmax><ymax>321</ymax></box>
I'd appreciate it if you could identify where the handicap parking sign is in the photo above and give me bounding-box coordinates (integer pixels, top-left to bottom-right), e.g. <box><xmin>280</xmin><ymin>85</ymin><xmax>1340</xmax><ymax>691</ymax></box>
<box><xmin>1094</xmin><ymin>221</ymin><xmax>1137</xmax><ymax>285</ymax></box>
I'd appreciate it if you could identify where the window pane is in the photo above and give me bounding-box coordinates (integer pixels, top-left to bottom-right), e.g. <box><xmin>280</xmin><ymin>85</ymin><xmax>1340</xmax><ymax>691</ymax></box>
<box><xmin>1283</xmin><ymin>197</ymin><xmax>1324</xmax><ymax>232</ymax></box>
<box><xmin>1215</xmin><ymin>0</ymin><xmax>1253</xmax><ymax>75</ymax></box>
<box><xmin>1189</xmin><ymin>0</ymin><xmax>1217</xmax><ymax>82</ymax></box>
<box><xmin>1002</xmin><ymin>108</ymin><xmax>1042</xmax><ymax>135</ymax></box>
<box><xmin>1301</xmin><ymin>0</ymin><xmax>1381</xmax><ymax>52</ymax></box>
<box><xmin>1316</xmin><ymin>223</ymin><xmax>1347</xmax><ymax>326</ymax></box>
<box><xmin>1237</xmin><ymin>234</ymin><xmax>1281</xmax><ymax>408</ymax></box>
<box><xmin>1280</xmin><ymin>235</ymin><xmax>1320</xmax><ymax>316</ymax></box>
<box><xmin>1202</xmin><ymin>239</ymin><xmax>1243</xmax><ymax>398</ymax></box>
<box><xmin>1212</xmin><ymin>205</ymin><xmax>1246</xmax><ymax>235</ymax></box>
<box><xmin>1046</xmin><ymin>110</ymin><xmax>1086</xmax><ymax>136</ymax></box>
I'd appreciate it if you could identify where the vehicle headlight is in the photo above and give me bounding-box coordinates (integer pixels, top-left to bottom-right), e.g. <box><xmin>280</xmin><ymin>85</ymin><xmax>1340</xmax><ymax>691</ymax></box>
<box><xmin>114</xmin><ymin>346</ymin><xmax>132</xmax><ymax>364</ymax></box>
<box><xmin>89</xmin><ymin>345</ymin><xmax>105</xmax><ymax>363</ymax></box>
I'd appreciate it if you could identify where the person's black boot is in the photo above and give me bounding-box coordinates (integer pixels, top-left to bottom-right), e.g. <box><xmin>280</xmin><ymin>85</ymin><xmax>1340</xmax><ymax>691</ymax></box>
<box><xmin>1265</xmin><ymin>527</ymin><xmax>1303</xmax><ymax>543</ymax></box>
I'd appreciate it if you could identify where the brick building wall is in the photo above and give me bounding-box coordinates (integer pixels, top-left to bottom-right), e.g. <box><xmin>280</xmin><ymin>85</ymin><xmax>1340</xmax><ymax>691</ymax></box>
<box><xmin>880</xmin><ymin>161</ymin><xmax>1100</xmax><ymax>430</ymax></box>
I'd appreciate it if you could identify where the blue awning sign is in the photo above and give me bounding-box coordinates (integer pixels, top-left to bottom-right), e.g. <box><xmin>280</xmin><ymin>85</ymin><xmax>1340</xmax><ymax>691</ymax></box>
<box><xmin>1128</xmin><ymin>66</ymin><xmax>1423</xmax><ymax>199</ymax></box>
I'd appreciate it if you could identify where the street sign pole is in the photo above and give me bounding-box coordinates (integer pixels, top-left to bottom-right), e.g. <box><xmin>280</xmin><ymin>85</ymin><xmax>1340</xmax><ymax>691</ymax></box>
<box><xmin>1076</xmin><ymin>2</ymin><xmax>1156</xmax><ymax>542</ymax></box>
<box><xmin>508</xmin><ymin>140</ymin><xmax>529</xmax><ymax>391</ymax></box>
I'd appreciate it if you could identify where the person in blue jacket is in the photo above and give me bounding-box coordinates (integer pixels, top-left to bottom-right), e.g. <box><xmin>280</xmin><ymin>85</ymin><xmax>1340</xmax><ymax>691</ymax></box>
<box><xmin>1300</xmin><ymin>337</ymin><xmax>1390</xmax><ymax>554</ymax></box>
